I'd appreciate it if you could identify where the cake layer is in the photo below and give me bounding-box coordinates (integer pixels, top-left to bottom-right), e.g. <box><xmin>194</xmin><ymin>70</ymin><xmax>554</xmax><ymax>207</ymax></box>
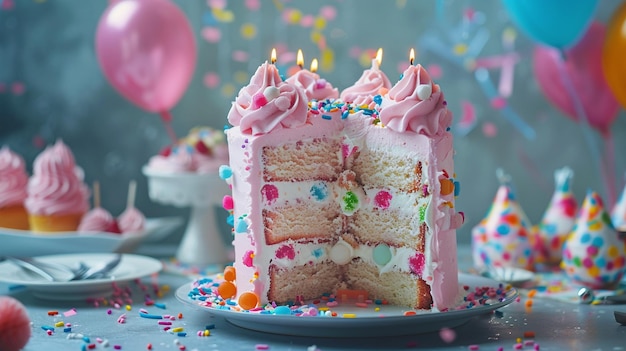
<box><xmin>262</xmin><ymin>138</ymin><xmax>343</xmax><ymax>182</ymax></box>
<box><xmin>268</xmin><ymin>262</ymin><xmax>343</xmax><ymax>303</ymax></box>
<box><xmin>352</xmin><ymin>150</ymin><xmax>423</xmax><ymax>193</ymax></box>
<box><xmin>263</xmin><ymin>202</ymin><xmax>343</xmax><ymax>245</ymax></box>
<box><xmin>345</xmin><ymin>260</ymin><xmax>432</xmax><ymax>309</ymax></box>
<box><xmin>349</xmin><ymin>207</ymin><xmax>426</xmax><ymax>248</ymax></box>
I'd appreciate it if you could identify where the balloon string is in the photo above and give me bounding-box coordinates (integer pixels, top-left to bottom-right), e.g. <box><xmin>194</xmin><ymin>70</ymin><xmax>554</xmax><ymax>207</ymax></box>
<box><xmin>555</xmin><ymin>54</ymin><xmax>614</xmax><ymax>205</ymax></box>
<box><xmin>159</xmin><ymin>110</ymin><xmax>178</xmax><ymax>144</ymax></box>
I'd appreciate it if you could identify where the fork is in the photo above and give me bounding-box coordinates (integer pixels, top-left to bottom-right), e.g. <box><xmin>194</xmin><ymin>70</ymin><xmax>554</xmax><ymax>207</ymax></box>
<box><xmin>4</xmin><ymin>257</ymin><xmax>90</xmax><ymax>282</ymax></box>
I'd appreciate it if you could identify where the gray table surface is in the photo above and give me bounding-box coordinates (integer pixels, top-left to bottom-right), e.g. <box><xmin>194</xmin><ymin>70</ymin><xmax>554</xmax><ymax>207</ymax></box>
<box><xmin>3</xmin><ymin>244</ymin><xmax>626</xmax><ymax>351</ymax></box>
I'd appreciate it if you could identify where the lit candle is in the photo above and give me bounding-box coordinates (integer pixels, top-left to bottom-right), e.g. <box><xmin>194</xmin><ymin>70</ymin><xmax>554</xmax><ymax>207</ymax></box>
<box><xmin>271</xmin><ymin>48</ymin><xmax>277</xmax><ymax>64</ymax></box>
<box><xmin>310</xmin><ymin>58</ymin><xmax>318</xmax><ymax>73</ymax></box>
<box><xmin>409</xmin><ymin>48</ymin><xmax>415</xmax><ymax>66</ymax></box>
<box><xmin>296</xmin><ymin>49</ymin><xmax>304</xmax><ymax>69</ymax></box>
<box><xmin>374</xmin><ymin>48</ymin><xmax>383</xmax><ymax>68</ymax></box>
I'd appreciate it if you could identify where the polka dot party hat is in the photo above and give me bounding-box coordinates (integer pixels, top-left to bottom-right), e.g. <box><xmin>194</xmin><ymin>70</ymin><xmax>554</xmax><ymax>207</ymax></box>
<box><xmin>532</xmin><ymin>167</ymin><xmax>578</xmax><ymax>266</ymax></box>
<box><xmin>472</xmin><ymin>169</ymin><xmax>534</xmax><ymax>271</ymax></box>
<box><xmin>562</xmin><ymin>190</ymin><xmax>626</xmax><ymax>289</ymax></box>
<box><xmin>611</xmin><ymin>180</ymin><xmax>626</xmax><ymax>232</ymax></box>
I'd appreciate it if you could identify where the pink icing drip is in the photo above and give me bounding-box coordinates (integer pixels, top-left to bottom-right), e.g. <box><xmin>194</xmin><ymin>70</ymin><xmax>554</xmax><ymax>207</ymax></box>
<box><xmin>228</xmin><ymin>62</ymin><xmax>309</xmax><ymax>135</ymax></box>
<box><xmin>0</xmin><ymin>146</ymin><xmax>28</xmax><ymax>208</ymax></box>
<box><xmin>285</xmin><ymin>69</ymin><xmax>338</xmax><ymax>101</ymax></box>
<box><xmin>379</xmin><ymin>64</ymin><xmax>452</xmax><ymax>135</ymax></box>
<box><xmin>25</xmin><ymin>140</ymin><xmax>89</xmax><ymax>216</ymax></box>
<box><xmin>340</xmin><ymin>59</ymin><xmax>391</xmax><ymax>107</ymax></box>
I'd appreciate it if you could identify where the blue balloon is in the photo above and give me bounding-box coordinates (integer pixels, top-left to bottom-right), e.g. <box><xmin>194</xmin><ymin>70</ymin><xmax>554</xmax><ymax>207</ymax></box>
<box><xmin>501</xmin><ymin>0</ymin><xmax>598</xmax><ymax>49</ymax></box>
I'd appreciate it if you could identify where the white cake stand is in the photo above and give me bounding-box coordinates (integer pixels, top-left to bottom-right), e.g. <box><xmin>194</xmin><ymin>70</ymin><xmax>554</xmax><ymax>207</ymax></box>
<box><xmin>143</xmin><ymin>167</ymin><xmax>231</xmax><ymax>266</ymax></box>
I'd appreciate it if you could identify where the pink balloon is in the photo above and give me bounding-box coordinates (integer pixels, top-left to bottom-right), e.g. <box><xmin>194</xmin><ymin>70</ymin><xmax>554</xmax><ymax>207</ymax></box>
<box><xmin>95</xmin><ymin>0</ymin><xmax>196</xmax><ymax>114</ymax></box>
<box><xmin>533</xmin><ymin>22</ymin><xmax>619</xmax><ymax>135</ymax></box>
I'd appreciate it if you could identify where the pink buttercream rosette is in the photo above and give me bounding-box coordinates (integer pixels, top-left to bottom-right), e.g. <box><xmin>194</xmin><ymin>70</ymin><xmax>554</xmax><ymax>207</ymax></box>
<box><xmin>379</xmin><ymin>64</ymin><xmax>451</xmax><ymax>136</ymax></box>
<box><xmin>286</xmin><ymin>69</ymin><xmax>338</xmax><ymax>101</ymax></box>
<box><xmin>228</xmin><ymin>61</ymin><xmax>309</xmax><ymax>135</ymax></box>
<box><xmin>340</xmin><ymin>59</ymin><xmax>391</xmax><ymax>109</ymax></box>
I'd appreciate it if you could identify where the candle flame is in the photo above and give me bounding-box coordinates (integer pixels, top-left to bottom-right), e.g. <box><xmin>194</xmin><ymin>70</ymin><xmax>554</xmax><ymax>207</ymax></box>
<box><xmin>409</xmin><ymin>48</ymin><xmax>415</xmax><ymax>66</ymax></box>
<box><xmin>376</xmin><ymin>48</ymin><xmax>383</xmax><ymax>66</ymax></box>
<box><xmin>310</xmin><ymin>58</ymin><xmax>318</xmax><ymax>73</ymax></box>
<box><xmin>271</xmin><ymin>48</ymin><xmax>277</xmax><ymax>64</ymax></box>
<box><xmin>296</xmin><ymin>49</ymin><xmax>304</xmax><ymax>69</ymax></box>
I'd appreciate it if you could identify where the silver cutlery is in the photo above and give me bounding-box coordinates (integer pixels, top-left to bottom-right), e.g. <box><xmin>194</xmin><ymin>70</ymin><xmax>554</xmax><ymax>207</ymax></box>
<box><xmin>70</xmin><ymin>254</ymin><xmax>122</xmax><ymax>281</ymax></box>
<box><xmin>4</xmin><ymin>255</ymin><xmax>121</xmax><ymax>282</ymax></box>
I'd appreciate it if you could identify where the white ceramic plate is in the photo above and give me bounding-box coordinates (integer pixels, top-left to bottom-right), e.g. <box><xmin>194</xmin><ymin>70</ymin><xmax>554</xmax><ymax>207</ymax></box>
<box><xmin>0</xmin><ymin>217</ymin><xmax>183</xmax><ymax>257</ymax></box>
<box><xmin>480</xmin><ymin>266</ymin><xmax>535</xmax><ymax>286</ymax></box>
<box><xmin>0</xmin><ymin>253</ymin><xmax>162</xmax><ymax>300</ymax></box>
<box><xmin>176</xmin><ymin>273</ymin><xmax>518</xmax><ymax>337</ymax></box>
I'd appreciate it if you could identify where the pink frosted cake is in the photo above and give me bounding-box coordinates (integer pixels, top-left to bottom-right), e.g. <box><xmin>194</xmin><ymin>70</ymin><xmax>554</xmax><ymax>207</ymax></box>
<box><xmin>220</xmin><ymin>60</ymin><xmax>463</xmax><ymax>310</ymax></box>
<box><xmin>147</xmin><ymin>127</ymin><xmax>228</xmax><ymax>174</ymax></box>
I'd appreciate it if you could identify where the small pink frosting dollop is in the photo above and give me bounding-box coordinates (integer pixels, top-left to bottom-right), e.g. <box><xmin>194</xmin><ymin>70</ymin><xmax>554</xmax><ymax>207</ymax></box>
<box><xmin>286</xmin><ymin>69</ymin><xmax>338</xmax><ymax>101</ymax></box>
<box><xmin>227</xmin><ymin>61</ymin><xmax>309</xmax><ymax>135</ymax></box>
<box><xmin>78</xmin><ymin>208</ymin><xmax>115</xmax><ymax>233</ymax></box>
<box><xmin>340</xmin><ymin>59</ymin><xmax>391</xmax><ymax>107</ymax></box>
<box><xmin>379</xmin><ymin>64</ymin><xmax>452</xmax><ymax>135</ymax></box>
<box><xmin>0</xmin><ymin>146</ymin><xmax>28</xmax><ymax>208</ymax></box>
<box><xmin>25</xmin><ymin>140</ymin><xmax>90</xmax><ymax>216</ymax></box>
<box><xmin>118</xmin><ymin>206</ymin><xmax>145</xmax><ymax>233</ymax></box>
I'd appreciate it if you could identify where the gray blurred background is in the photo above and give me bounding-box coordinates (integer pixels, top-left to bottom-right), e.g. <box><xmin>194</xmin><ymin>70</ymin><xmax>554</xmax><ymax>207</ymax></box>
<box><xmin>1</xmin><ymin>0</ymin><xmax>624</xmax><ymax>246</ymax></box>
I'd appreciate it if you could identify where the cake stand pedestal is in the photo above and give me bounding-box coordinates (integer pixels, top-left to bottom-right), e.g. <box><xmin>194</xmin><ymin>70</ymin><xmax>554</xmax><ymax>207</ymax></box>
<box><xmin>143</xmin><ymin>168</ymin><xmax>231</xmax><ymax>266</ymax></box>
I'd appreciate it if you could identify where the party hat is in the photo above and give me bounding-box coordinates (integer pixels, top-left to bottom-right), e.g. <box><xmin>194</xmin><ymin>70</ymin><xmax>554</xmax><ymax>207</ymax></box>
<box><xmin>562</xmin><ymin>190</ymin><xmax>626</xmax><ymax>289</ymax></box>
<box><xmin>611</xmin><ymin>180</ymin><xmax>626</xmax><ymax>232</ymax></box>
<box><xmin>532</xmin><ymin>167</ymin><xmax>578</xmax><ymax>266</ymax></box>
<box><xmin>472</xmin><ymin>169</ymin><xmax>534</xmax><ymax>271</ymax></box>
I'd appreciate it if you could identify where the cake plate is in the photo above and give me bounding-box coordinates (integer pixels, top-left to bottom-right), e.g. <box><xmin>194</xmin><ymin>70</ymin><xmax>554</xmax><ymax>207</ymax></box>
<box><xmin>143</xmin><ymin>167</ymin><xmax>231</xmax><ymax>266</ymax></box>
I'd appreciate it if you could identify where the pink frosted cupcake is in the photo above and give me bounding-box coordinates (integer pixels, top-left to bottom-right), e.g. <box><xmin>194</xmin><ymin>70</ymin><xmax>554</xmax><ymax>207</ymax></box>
<box><xmin>0</xmin><ymin>146</ymin><xmax>29</xmax><ymax>230</ymax></box>
<box><xmin>25</xmin><ymin>140</ymin><xmax>90</xmax><ymax>233</ymax></box>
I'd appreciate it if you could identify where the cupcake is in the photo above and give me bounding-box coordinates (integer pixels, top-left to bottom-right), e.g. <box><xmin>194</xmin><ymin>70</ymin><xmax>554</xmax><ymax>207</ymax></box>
<box><xmin>0</xmin><ymin>146</ymin><xmax>29</xmax><ymax>230</ymax></box>
<box><xmin>25</xmin><ymin>140</ymin><xmax>90</xmax><ymax>233</ymax></box>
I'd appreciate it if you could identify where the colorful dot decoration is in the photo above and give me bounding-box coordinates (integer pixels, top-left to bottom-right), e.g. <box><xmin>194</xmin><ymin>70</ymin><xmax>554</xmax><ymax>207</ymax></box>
<box><xmin>561</xmin><ymin>191</ymin><xmax>626</xmax><ymax>288</ymax></box>
<box><xmin>472</xmin><ymin>184</ymin><xmax>534</xmax><ymax>270</ymax></box>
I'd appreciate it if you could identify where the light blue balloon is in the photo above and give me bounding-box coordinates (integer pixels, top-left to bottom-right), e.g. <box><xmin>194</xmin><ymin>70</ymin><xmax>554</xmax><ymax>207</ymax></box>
<box><xmin>501</xmin><ymin>0</ymin><xmax>598</xmax><ymax>49</ymax></box>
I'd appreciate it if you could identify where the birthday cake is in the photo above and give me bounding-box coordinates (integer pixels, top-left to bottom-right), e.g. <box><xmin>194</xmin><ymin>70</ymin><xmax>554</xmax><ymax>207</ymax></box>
<box><xmin>219</xmin><ymin>55</ymin><xmax>463</xmax><ymax>310</ymax></box>
<box><xmin>146</xmin><ymin>127</ymin><xmax>229</xmax><ymax>174</ymax></box>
